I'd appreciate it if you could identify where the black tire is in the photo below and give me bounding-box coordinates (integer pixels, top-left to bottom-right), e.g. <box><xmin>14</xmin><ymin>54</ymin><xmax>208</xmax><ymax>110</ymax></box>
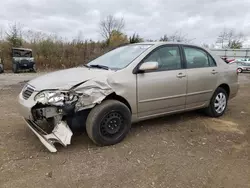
<box><xmin>237</xmin><ymin>68</ymin><xmax>243</xmax><ymax>73</ymax></box>
<box><xmin>86</xmin><ymin>100</ymin><xmax>131</xmax><ymax>146</ymax></box>
<box><xmin>205</xmin><ymin>87</ymin><xmax>228</xmax><ymax>117</ymax></box>
<box><xmin>31</xmin><ymin>64</ymin><xmax>36</xmax><ymax>72</ymax></box>
<box><xmin>0</xmin><ymin>64</ymin><xmax>3</xmax><ymax>73</ymax></box>
<box><xmin>13</xmin><ymin>64</ymin><xmax>19</xmax><ymax>73</ymax></box>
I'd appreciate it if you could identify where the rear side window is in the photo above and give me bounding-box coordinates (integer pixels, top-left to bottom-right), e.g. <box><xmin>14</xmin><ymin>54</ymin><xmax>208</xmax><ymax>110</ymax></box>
<box><xmin>184</xmin><ymin>47</ymin><xmax>213</xmax><ymax>68</ymax></box>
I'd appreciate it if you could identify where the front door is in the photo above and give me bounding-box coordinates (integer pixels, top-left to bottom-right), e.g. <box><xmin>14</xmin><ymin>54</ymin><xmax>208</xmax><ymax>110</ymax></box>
<box><xmin>137</xmin><ymin>45</ymin><xmax>187</xmax><ymax>118</ymax></box>
<box><xmin>182</xmin><ymin>46</ymin><xmax>218</xmax><ymax>109</ymax></box>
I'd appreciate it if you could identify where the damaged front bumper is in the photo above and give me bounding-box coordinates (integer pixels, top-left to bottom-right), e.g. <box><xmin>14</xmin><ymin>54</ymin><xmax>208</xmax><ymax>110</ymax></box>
<box><xmin>18</xmin><ymin>91</ymin><xmax>73</xmax><ymax>152</ymax></box>
<box><xmin>18</xmin><ymin>79</ymin><xmax>114</xmax><ymax>152</ymax></box>
<box><xmin>24</xmin><ymin>119</ymin><xmax>73</xmax><ymax>152</ymax></box>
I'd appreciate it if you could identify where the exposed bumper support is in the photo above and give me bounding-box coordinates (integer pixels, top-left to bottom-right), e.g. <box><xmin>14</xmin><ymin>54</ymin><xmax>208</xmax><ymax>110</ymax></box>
<box><xmin>24</xmin><ymin>118</ymin><xmax>73</xmax><ymax>152</ymax></box>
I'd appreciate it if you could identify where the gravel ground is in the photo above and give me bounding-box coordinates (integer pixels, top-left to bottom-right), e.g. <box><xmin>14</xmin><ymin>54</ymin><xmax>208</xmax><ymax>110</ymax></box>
<box><xmin>0</xmin><ymin>72</ymin><xmax>250</xmax><ymax>188</ymax></box>
<box><xmin>0</xmin><ymin>72</ymin><xmax>46</xmax><ymax>89</ymax></box>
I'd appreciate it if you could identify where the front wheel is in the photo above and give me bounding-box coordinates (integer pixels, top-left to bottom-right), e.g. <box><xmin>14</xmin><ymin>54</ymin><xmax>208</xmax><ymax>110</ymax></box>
<box><xmin>205</xmin><ymin>87</ymin><xmax>228</xmax><ymax>117</ymax></box>
<box><xmin>86</xmin><ymin>100</ymin><xmax>131</xmax><ymax>146</ymax></box>
<box><xmin>13</xmin><ymin>64</ymin><xmax>19</xmax><ymax>73</ymax></box>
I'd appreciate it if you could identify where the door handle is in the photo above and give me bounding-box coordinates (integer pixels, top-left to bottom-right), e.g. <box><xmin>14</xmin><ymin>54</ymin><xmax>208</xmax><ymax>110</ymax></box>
<box><xmin>176</xmin><ymin>72</ymin><xmax>186</xmax><ymax>78</ymax></box>
<box><xmin>211</xmin><ymin>69</ymin><xmax>218</xmax><ymax>74</ymax></box>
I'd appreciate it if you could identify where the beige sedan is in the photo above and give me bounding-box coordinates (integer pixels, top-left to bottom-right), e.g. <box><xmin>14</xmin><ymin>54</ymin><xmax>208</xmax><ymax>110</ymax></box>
<box><xmin>18</xmin><ymin>42</ymin><xmax>239</xmax><ymax>152</ymax></box>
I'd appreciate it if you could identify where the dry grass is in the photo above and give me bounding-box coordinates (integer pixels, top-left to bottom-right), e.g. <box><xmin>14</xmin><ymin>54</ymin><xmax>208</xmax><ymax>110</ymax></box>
<box><xmin>0</xmin><ymin>38</ymin><xmax>123</xmax><ymax>70</ymax></box>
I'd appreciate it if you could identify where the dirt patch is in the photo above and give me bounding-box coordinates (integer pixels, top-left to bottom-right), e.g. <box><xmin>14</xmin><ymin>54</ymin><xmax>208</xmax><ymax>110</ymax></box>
<box><xmin>204</xmin><ymin>118</ymin><xmax>244</xmax><ymax>135</ymax></box>
<box><xmin>232</xmin><ymin>141</ymin><xmax>249</xmax><ymax>151</ymax></box>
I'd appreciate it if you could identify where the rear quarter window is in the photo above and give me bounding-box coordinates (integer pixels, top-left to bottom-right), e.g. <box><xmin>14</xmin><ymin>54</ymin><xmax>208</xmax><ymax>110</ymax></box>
<box><xmin>208</xmin><ymin>55</ymin><xmax>217</xmax><ymax>66</ymax></box>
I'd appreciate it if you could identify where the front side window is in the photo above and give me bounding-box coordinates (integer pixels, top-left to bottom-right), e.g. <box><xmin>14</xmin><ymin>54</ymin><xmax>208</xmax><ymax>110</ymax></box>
<box><xmin>184</xmin><ymin>47</ymin><xmax>210</xmax><ymax>68</ymax></box>
<box><xmin>143</xmin><ymin>46</ymin><xmax>182</xmax><ymax>71</ymax></box>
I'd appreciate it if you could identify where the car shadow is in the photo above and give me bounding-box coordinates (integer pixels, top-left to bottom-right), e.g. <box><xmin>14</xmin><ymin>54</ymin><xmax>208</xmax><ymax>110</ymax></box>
<box><xmin>66</xmin><ymin>109</ymin><xmax>205</xmax><ymax>152</ymax></box>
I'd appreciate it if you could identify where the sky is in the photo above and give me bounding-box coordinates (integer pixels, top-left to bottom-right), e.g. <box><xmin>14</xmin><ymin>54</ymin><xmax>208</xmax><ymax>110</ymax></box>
<box><xmin>0</xmin><ymin>0</ymin><xmax>250</xmax><ymax>46</ymax></box>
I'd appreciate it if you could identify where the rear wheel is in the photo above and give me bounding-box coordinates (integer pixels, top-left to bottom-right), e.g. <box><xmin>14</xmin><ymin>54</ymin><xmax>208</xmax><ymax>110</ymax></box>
<box><xmin>0</xmin><ymin>64</ymin><xmax>4</xmax><ymax>73</ymax></box>
<box><xmin>31</xmin><ymin>64</ymin><xmax>36</xmax><ymax>72</ymax></box>
<box><xmin>205</xmin><ymin>87</ymin><xmax>228</xmax><ymax>117</ymax></box>
<box><xmin>86</xmin><ymin>100</ymin><xmax>131</xmax><ymax>146</ymax></box>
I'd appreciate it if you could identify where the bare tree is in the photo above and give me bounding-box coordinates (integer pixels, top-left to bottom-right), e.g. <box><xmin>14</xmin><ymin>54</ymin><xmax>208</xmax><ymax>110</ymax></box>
<box><xmin>227</xmin><ymin>29</ymin><xmax>234</xmax><ymax>46</ymax></box>
<box><xmin>6</xmin><ymin>22</ymin><xmax>23</xmax><ymax>47</ymax></box>
<box><xmin>201</xmin><ymin>43</ymin><xmax>209</xmax><ymax>48</ymax></box>
<box><xmin>129</xmin><ymin>33</ymin><xmax>144</xmax><ymax>43</ymax></box>
<box><xmin>216</xmin><ymin>28</ymin><xmax>228</xmax><ymax>48</ymax></box>
<box><xmin>159</xmin><ymin>30</ymin><xmax>195</xmax><ymax>43</ymax></box>
<box><xmin>216</xmin><ymin>28</ymin><xmax>245</xmax><ymax>49</ymax></box>
<box><xmin>210</xmin><ymin>44</ymin><xmax>215</xmax><ymax>49</ymax></box>
<box><xmin>99</xmin><ymin>15</ymin><xmax>125</xmax><ymax>45</ymax></box>
<box><xmin>72</xmin><ymin>30</ymin><xmax>84</xmax><ymax>44</ymax></box>
<box><xmin>159</xmin><ymin>34</ymin><xmax>168</xmax><ymax>41</ymax></box>
<box><xmin>76</xmin><ymin>30</ymin><xmax>83</xmax><ymax>42</ymax></box>
<box><xmin>0</xmin><ymin>28</ymin><xmax>4</xmax><ymax>41</ymax></box>
<box><xmin>228</xmin><ymin>31</ymin><xmax>245</xmax><ymax>49</ymax></box>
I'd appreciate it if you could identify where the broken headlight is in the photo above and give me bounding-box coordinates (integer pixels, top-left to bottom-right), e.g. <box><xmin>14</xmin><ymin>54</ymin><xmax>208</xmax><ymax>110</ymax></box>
<box><xmin>34</xmin><ymin>90</ymin><xmax>78</xmax><ymax>106</ymax></box>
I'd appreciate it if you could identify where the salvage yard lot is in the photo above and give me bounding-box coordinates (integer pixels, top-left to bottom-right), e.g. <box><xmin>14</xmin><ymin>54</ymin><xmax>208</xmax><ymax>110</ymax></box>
<box><xmin>0</xmin><ymin>73</ymin><xmax>250</xmax><ymax>188</ymax></box>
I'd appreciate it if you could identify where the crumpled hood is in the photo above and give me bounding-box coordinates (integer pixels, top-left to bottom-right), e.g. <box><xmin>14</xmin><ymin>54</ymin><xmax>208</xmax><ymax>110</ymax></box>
<box><xmin>28</xmin><ymin>67</ymin><xmax>114</xmax><ymax>91</ymax></box>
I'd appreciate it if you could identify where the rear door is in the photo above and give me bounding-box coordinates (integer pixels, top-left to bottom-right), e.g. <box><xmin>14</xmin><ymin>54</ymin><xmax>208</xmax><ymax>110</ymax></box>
<box><xmin>182</xmin><ymin>45</ymin><xmax>218</xmax><ymax>109</ymax></box>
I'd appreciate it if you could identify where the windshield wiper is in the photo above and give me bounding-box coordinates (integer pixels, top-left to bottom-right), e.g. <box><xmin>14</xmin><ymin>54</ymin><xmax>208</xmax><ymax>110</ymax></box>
<box><xmin>82</xmin><ymin>64</ymin><xmax>90</xmax><ymax>68</ymax></box>
<box><xmin>87</xmin><ymin>64</ymin><xmax>110</xmax><ymax>70</ymax></box>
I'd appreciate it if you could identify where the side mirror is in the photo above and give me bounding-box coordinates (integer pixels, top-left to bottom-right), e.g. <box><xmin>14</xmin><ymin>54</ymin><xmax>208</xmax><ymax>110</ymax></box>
<box><xmin>138</xmin><ymin>61</ymin><xmax>158</xmax><ymax>72</ymax></box>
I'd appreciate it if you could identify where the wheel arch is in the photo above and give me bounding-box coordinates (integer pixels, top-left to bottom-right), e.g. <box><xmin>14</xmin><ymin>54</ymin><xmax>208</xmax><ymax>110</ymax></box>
<box><xmin>237</xmin><ymin>67</ymin><xmax>243</xmax><ymax>73</ymax></box>
<box><xmin>218</xmin><ymin>83</ymin><xmax>230</xmax><ymax>97</ymax></box>
<box><xmin>104</xmin><ymin>92</ymin><xmax>132</xmax><ymax>113</ymax></box>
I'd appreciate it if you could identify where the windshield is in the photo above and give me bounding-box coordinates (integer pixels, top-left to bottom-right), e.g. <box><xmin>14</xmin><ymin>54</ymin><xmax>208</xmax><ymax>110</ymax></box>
<box><xmin>87</xmin><ymin>44</ymin><xmax>152</xmax><ymax>70</ymax></box>
<box><xmin>12</xmin><ymin>49</ymin><xmax>32</xmax><ymax>58</ymax></box>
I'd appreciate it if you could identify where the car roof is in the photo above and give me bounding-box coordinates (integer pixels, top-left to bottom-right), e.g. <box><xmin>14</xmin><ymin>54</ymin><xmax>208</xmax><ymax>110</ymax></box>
<box><xmin>131</xmin><ymin>42</ymin><xmax>225</xmax><ymax>63</ymax></box>
<box><xmin>133</xmin><ymin>41</ymin><xmax>194</xmax><ymax>45</ymax></box>
<box><xmin>130</xmin><ymin>41</ymin><xmax>205</xmax><ymax>49</ymax></box>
